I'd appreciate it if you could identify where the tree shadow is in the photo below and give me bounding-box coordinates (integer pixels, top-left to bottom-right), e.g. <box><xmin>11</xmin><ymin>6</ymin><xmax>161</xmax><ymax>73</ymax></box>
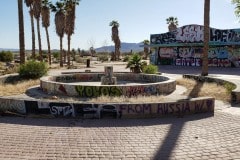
<box><xmin>153</xmin><ymin>121</ymin><xmax>185</xmax><ymax>159</ymax></box>
<box><xmin>153</xmin><ymin>112</ymin><xmax>213</xmax><ymax>160</ymax></box>
<box><xmin>187</xmin><ymin>81</ymin><xmax>204</xmax><ymax>99</ymax></box>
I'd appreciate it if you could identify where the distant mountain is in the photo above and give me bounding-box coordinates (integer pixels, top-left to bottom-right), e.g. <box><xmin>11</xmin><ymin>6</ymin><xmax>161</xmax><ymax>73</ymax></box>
<box><xmin>0</xmin><ymin>48</ymin><xmax>19</xmax><ymax>52</ymax></box>
<box><xmin>96</xmin><ymin>42</ymin><xmax>144</xmax><ymax>53</ymax></box>
<box><xmin>1</xmin><ymin>42</ymin><xmax>144</xmax><ymax>53</ymax></box>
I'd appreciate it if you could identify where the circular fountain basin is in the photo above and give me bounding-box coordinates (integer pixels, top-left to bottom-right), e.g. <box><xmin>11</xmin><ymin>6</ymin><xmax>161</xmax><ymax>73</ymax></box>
<box><xmin>40</xmin><ymin>72</ymin><xmax>176</xmax><ymax>98</ymax></box>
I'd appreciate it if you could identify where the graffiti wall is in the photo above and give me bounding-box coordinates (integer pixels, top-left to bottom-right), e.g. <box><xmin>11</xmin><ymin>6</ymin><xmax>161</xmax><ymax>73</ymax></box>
<box><xmin>151</xmin><ymin>25</ymin><xmax>240</xmax><ymax>67</ymax></box>
<box><xmin>0</xmin><ymin>97</ymin><xmax>214</xmax><ymax>118</ymax></box>
<box><xmin>151</xmin><ymin>25</ymin><xmax>240</xmax><ymax>44</ymax></box>
<box><xmin>0</xmin><ymin>99</ymin><xmax>26</xmax><ymax>114</ymax></box>
<box><xmin>157</xmin><ymin>46</ymin><xmax>234</xmax><ymax>67</ymax></box>
<box><xmin>40</xmin><ymin>73</ymin><xmax>176</xmax><ymax>98</ymax></box>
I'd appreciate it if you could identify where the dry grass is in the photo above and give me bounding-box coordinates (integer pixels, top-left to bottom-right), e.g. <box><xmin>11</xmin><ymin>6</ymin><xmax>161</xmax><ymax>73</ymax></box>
<box><xmin>0</xmin><ymin>77</ymin><xmax>232</xmax><ymax>103</ymax></box>
<box><xmin>176</xmin><ymin>78</ymin><xmax>231</xmax><ymax>102</ymax></box>
<box><xmin>0</xmin><ymin>79</ymin><xmax>40</xmax><ymax>96</ymax></box>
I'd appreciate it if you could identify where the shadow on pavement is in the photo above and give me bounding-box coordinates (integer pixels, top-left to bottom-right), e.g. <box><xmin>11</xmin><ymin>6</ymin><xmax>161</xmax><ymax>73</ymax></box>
<box><xmin>153</xmin><ymin>121</ymin><xmax>185</xmax><ymax>159</ymax></box>
<box><xmin>0</xmin><ymin>112</ymin><xmax>214</xmax><ymax>128</ymax></box>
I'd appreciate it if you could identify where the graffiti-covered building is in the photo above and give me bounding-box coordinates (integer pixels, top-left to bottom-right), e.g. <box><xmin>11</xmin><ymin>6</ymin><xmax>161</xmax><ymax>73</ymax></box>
<box><xmin>150</xmin><ymin>24</ymin><xmax>240</xmax><ymax>67</ymax></box>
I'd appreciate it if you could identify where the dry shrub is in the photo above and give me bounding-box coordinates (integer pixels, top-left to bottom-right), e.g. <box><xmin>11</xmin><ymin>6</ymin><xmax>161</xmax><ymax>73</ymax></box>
<box><xmin>177</xmin><ymin>78</ymin><xmax>231</xmax><ymax>102</ymax></box>
<box><xmin>0</xmin><ymin>79</ymin><xmax>40</xmax><ymax>96</ymax></box>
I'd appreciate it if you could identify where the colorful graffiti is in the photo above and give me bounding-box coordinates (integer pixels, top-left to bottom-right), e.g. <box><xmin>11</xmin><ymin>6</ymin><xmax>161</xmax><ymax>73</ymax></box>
<box><xmin>151</xmin><ymin>25</ymin><xmax>240</xmax><ymax>67</ymax></box>
<box><xmin>157</xmin><ymin>46</ymin><xmax>238</xmax><ymax>67</ymax></box>
<box><xmin>210</xmin><ymin>29</ymin><xmax>240</xmax><ymax>42</ymax></box>
<box><xmin>151</xmin><ymin>25</ymin><xmax>240</xmax><ymax>44</ymax></box>
<box><xmin>176</xmin><ymin>25</ymin><xmax>204</xmax><ymax>43</ymax></box>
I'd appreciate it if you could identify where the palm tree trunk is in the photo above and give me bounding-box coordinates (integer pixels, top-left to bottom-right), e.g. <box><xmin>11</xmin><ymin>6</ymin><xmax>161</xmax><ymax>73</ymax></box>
<box><xmin>36</xmin><ymin>18</ymin><xmax>42</xmax><ymax>61</ymax></box>
<box><xmin>201</xmin><ymin>0</ymin><xmax>210</xmax><ymax>76</ymax></box>
<box><xmin>18</xmin><ymin>0</ymin><xmax>25</xmax><ymax>64</ymax></box>
<box><xmin>60</xmin><ymin>37</ymin><xmax>63</xmax><ymax>67</ymax></box>
<box><xmin>30</xmin><ymin>7</ymin><xmax>36</xmax><ymax>59</ymax></box>
<box><xmin>116</xmin><ymin>49</ymin><xmax>119</xmax><ymax>61</ymax></box>
<box><xmin>45</xmin><ymin>27</ymin><xmax>51</xmax><ymax>65</ymax></box>
<box><xmin>114</xmin><ymin>45</ymin><xmax>117</xmax><ymax>61</ymax></box>
<box><xmin>67</xmin><ymin>35</ymin><xmax>71</xmax><ymax>66</ymax></box>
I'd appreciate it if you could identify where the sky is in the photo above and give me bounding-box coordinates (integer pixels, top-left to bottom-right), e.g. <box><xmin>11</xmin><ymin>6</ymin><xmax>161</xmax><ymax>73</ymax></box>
<box><xmin>0</xmin><ymin>0</ymin><xmax>239</xmax><ymax>50</ymax></box>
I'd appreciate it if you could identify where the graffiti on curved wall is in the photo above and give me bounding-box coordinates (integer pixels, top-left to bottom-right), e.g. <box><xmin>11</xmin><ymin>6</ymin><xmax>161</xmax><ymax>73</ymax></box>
<box><xmin>0</xmin><ymin>97</ymin><xmax>214</xmax><ymax>118</ymax></box>
<box><xmin>40</xmin><ymin>73</ymin><xmax>176</xmax><ymax>98</ymax></box>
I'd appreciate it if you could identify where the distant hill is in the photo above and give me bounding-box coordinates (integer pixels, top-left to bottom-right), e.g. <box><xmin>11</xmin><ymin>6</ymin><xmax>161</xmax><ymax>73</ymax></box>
<box><xmin>0</xmin><ymin>48</ymin><xmax>19</xmax><ymax>52</ymax></box>
<box><xmin>1</xmin><ymin>42</ymin><xmax>144</xmax><ymax>53</ymax></box>
<box><xmin>96</xmin><ymin>42</ymin><xmax>144</xmax><ymax>53</ymax></box>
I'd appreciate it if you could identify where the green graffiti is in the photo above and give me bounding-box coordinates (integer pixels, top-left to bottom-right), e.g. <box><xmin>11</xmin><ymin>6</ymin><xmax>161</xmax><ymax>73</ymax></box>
<box><xmin>76</xmin><ymin>86</ymin><xmax>85</xmax><ymax>97</ymax></box>
<box><xmin>75</xmin><ymin>86</ymin><xmax>122</xmax><ymax>97</ymax></box>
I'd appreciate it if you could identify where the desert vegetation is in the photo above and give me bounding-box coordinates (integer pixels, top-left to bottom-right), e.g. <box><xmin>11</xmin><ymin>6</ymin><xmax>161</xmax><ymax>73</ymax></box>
<box><xmin>176</xmin><ymin>78</ymin><xmax>233</xmax><ymax>102</ymax></box>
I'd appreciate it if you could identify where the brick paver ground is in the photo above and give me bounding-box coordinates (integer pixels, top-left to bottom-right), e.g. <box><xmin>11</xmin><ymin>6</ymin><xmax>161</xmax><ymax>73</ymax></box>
<box><xmin>0</xmin><ymin>111</ymin><xmax>240</xmax><ymax>160</ymax></box>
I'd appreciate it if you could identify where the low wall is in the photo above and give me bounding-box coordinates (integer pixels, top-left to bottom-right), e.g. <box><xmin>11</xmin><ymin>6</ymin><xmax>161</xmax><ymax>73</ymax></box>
<box><xmin>0</xmin><ymin>74</ymin><xmax>19</xmax><ymax>84</ymax></box>
<box><xmin>40</xmin><ymin>73</ymin><xmax>176</xmax><ymax>97</ymax></box>
<box><xmin>0</xmin><ymin>97</ymin><xmax>214</xmax><ymax>118</ymax></box>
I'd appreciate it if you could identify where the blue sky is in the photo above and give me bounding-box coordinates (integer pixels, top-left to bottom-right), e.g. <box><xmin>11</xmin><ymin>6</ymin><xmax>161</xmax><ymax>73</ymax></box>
<box><xmin>0</xmin><ymin>0</ymin><xmax>239</xmax><ymax>50</ymax></box>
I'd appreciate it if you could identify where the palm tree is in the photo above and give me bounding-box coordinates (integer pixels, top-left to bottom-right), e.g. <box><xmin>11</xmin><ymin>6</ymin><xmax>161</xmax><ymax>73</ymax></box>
<box><xmin>143</xmin><ymin>40</ymin><xmax>150</xmax><ymax>59</ymax></box>
<box><xmin>166</xmin><ymin>16</ymin><xmax>178</xmax><ymax>32</ymax></box>
<box><xmin>41</xmin><ymin>0</ymin><xmax>51</xmax><ymax>65</ymax></box>
<box><xmin>50</xmin><ymin>1</ymin><xmax>65</xmax><ymax>67</ymax></box>
<box><xmin>126</xmin><ymin>54</ymin><xmax>146</xmax><ymax>73</ymax></box>
<box><xmin>25</xmin><ymin>0</ymin><xmax>36</xmax><ymax>59</ymax></box>
<box><xmin>63</xmin><ymin>0</ymin><xmax>80</xmax><ymax>66</ymax></box>
<box><xmin>109</xmin><ymin>20</ymin><xmax>121</xmax><ymax>61</ymax></box>
<box><xmin>201</xmin><ymin>0</ymin><xmax>210</xmax><ymax>76</ymax></box>
<box><xmin>232</xmin><ymin>0</ymin><xmax>240</xmax><ymax>19</ymax></box>
<box><xmin>33</xmin><ymin>0</ymin><xmax>43</xmax><ymax>61</ymax></box>
<box><xmin>18</xmin><ymin>0</ymin><xmax>25</xmax><ymax>64</ymax></box>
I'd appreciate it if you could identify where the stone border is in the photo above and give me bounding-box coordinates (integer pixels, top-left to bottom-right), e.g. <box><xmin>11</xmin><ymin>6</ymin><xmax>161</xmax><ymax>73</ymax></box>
<box><xmin>40</xmin><ymin>73</ymin><xmax>176</xmax><ymax>97</ymax></box>
<box><xmin>0</xmin><ymin>97</ymin><xmax>214</xmax><ymax>118</ymax></box>
<box><xmin>183</xmin><ymin>74</ymin><xmax>240</xmax><ymax>103</ymax></box>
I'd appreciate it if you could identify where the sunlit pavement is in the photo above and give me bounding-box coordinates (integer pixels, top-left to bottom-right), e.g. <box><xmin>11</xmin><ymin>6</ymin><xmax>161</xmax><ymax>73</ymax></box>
<box><xmin>0</xmin><ymin>63</ymin><xmax>240</xmax><ymax>160</ymax></box>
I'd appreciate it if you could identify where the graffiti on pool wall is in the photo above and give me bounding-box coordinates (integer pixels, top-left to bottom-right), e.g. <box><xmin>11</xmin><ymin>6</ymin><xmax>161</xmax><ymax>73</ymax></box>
<box><xmin>75</xmin><ymin>86</ymin><xmax>122</xmax><ymax>97</ymax></box>
<box><xmin>49</xmin><ymin>103</ymin><xmax>75</xmax><ymax>117</ymax></box>
<box><xmin>20</xmin><ymin>97</ymin><xmax>215</xmax><ymax>118</ymax></box>
<box><xmin>125</xmin><ymin>86</ymin><xmax>145</xmax><ymax>97</ymax></box>
<box><xmin>55</xmin><ymin>75</ymin><xmax>77</xmax><ymax>82</ymax></box>
<box><xmin>118</xmin><ymin>99</ymin><xmax>214</xmax><ymax>116</ymax></box>
<box><xmin>25</xmin><ymin>99</ymin><xmax>213</xmax><ymax>117</ymax></box>
<box><xmin>0</xmin><ymin>99</ymin><xmax>26</xmax><ymax>113</ymax></box>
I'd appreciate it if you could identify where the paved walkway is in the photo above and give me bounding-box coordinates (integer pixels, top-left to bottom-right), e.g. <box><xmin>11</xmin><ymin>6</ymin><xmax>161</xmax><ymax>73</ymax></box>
<box><xmin>0</xmin><ymin>112</ymin><xmax>240</xmax><ymax>160</ymax></box>
<box><xmin>0</xmin><ymin>63</ymin><xmax>240</xmax><ymax>160</ymax></box>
